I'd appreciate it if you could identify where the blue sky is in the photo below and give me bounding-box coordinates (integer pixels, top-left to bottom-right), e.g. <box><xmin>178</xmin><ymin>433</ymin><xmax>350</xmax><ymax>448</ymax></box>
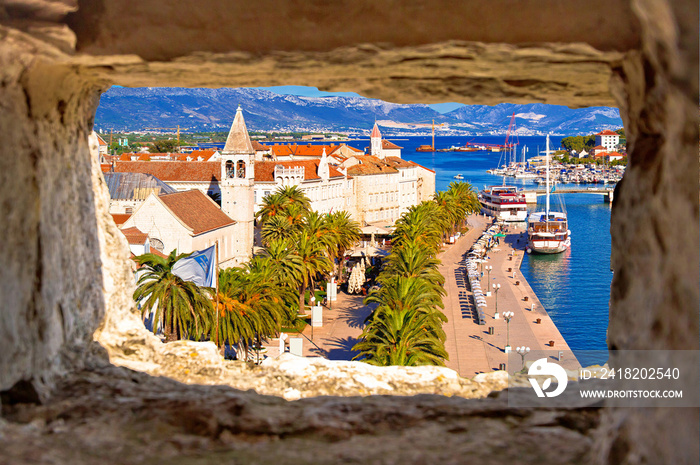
<box><xmin>259</xmin><ymin>85</ymin><xmax>465</xmax><ymax>114</ymax></box>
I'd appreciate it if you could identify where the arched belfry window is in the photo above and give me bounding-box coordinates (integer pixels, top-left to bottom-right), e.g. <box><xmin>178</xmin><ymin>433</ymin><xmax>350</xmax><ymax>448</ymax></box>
<box><xmin>237</xmin><ymin>160</ymin><xmax>246</xmax><ymax>178</ymax></box>
<box><xmin>225</xmin><ymin>160</ymin><xmax>235</xmax><ymax>178</ymax></box>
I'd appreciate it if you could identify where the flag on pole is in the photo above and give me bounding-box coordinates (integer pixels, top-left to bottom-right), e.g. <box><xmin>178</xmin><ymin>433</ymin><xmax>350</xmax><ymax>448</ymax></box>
<box><xmin>551</xmin><ymin>185</ymin><xmax>556</xmax><ymax>193</ymax></box>
<box><xmin>172</xmin><ymin>245</ymin><xmax>216</xmax><ymax>287</ymax></box>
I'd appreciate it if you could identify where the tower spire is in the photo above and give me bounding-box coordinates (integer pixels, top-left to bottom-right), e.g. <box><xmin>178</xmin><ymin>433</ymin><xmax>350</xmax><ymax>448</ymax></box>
<box><xmin>223</xmin><ymin>106</ymin><xmax>254</xmax><ymax>153</ymax></box>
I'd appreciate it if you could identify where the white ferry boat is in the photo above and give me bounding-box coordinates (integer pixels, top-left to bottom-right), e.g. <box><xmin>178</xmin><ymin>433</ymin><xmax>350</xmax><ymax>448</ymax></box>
<box><xmin>479</xmin><ymin>185</ymin><xmax>528</xmax><ymax>222</ymax></box>
<box><xmin>527</xmin><ymin>135</ymin><xmax>571</xmax><ymax>254</ymax></box>
<box><xmin>454</xmin><ymin>174</ymin><xmax>464</xmax><ymax>180</ymax></box>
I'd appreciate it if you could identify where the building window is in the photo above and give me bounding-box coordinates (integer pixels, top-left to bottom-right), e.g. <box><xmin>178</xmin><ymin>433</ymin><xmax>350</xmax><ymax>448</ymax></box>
<box><xmin>150</xmin><ymin>238</ymin><xmax>164</xmax><ymax>252</ymax></box>
<box><xmin>125</xmin><ymin>207</ymin><xmax>133</xmax><ymax>215</ymax></box>
<box><xmin>225</xmin><ymin>160</ymin><xmax>235</xmax><ymax>178</ymax></box>
<box><xmin>236</xmin><ymin>160</ymin><xmax>246</xmax><ymax>178</ymax></box>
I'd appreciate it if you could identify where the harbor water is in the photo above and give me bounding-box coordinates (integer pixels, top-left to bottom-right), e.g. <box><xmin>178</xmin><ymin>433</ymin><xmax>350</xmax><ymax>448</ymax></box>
<box><xmin>334</xmin><ymin>135</ymin><xmax>612</xmax><ymax>362</ymax></box>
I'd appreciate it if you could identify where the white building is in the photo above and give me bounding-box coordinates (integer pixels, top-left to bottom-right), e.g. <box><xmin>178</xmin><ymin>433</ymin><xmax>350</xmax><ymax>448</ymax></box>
<box><xmin>253</xmin><ymin>149</ymin><xmax>354</xmax><ymax>215</ymax></box>
<box><xmin>219</xmin><ymin>105</ymin><xmax>257</xmax><ymax>264</ymax></box>
<box><xmin>121</xmin><ymin>189</ymin><xmax>240</xmax><ymax>266</ymax></box>
<box><xmin>595</xmin><ymin>130</ymin><xmax>621</xmax><ymax>152</ymax></box>
<box><xmin>369</xmin><ymin>122</ymin><xmax>403</xmax><ymax>159</ymax></box>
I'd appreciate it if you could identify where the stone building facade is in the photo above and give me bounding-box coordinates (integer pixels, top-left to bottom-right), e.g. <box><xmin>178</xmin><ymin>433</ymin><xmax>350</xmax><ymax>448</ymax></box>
<box><xmin>121</xmin><ymin>189</ymin><xmax>240</xmax><ymax>267</ymax></box>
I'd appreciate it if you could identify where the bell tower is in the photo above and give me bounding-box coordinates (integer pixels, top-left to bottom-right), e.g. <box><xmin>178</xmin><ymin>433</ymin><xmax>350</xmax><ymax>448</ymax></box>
<box><xmin>370</xmin><ymin>122</ymin><xmax>383</xmax><ymax>158</ymax></box>
<box><xmin>221</xmin><ymin>106</ymin><xmax>255</xmax><ymax>264</ymax></box>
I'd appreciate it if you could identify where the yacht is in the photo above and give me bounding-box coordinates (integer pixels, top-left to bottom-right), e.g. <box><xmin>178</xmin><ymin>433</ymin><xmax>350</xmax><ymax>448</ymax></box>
<box><xmin>479</xmin><ymin>185</ymin><xmax>528</xmax><ymax>222</ymax></box>
<box><xmin>527</xmin><ymin>135</ymin><xmax>571</xmax><ymax>254</ymax></box>
<box><xmin>454</xmin><ymin>174</ymin><xmax>464</xmax><ymax>180</ymax></box>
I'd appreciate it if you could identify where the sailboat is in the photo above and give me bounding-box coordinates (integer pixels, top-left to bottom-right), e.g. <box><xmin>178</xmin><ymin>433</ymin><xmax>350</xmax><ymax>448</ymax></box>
<box><xmin>526</xmin><ymin>135</ymin><xmax>571</xmax><ymax>254</ymax></box>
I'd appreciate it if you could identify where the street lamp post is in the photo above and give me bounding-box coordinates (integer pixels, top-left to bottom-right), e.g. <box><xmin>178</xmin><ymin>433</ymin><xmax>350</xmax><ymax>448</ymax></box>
<box><xmin>492</xmin><ymin>283</ymin><xmax>501</xmax><ymax>319</ymax></box>
<box><xmin>516</xmin><ymin>346</ymin><xmax>531</xmax><ymax>370</ymax></box>
<box><xmin>502</xmin><ymin>311</ymin><xmax>514</xmax><ymax>353</ymax></box>
<box><xmin>485</xmin><ymin>265</ymin><xmax>493</xmax><ymax>296</ymax></box>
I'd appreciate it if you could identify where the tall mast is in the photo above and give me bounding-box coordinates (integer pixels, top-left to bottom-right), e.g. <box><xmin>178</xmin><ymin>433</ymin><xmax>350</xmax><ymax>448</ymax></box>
<box><xmin>545</xmin><ymin>135</ymin><xmax>550</xmax><ymax>222</ymax></box>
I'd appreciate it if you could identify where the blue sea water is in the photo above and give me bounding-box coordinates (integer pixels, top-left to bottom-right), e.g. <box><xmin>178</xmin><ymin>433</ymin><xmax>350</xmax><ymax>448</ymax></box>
<box><xmin>330</xmin><ymin>135</ymin><xmax>611</xmax><ymax>362</ymax></box>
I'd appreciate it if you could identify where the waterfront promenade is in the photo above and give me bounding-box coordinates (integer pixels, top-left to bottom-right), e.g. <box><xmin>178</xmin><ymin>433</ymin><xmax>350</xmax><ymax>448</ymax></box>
<box><xmin>439</xmin><ymin>216</ymin><xmax>579</xmax><ymax>376</ymax></box>
<box><xmin>267</xmin><ymin>213</ymin><xmax>578</xmax><ymax>377</ymax></box>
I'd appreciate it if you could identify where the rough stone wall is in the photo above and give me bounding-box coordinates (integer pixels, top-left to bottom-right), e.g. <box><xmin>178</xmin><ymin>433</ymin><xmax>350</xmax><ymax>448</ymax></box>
<box><xmin>0</xmin><ymin>26</ymin><xmax>107</xmax><ymax>400</ymax></box>
<box><xmin>0</xmin><ymin>1</ymin><xmax>698</xmax><ymax>464</ymax></box>
<box><xmin>597</xmin><ymin>1</ymin><xmax>699</xmax><ymax>463</ymax></box>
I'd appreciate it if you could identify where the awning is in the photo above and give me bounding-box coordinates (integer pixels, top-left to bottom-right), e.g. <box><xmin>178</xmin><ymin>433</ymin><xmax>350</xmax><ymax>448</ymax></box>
<box><xmin>361</xmin><ymin>224</ymin><xmax>393</xmax><ymax>235</ymax></box>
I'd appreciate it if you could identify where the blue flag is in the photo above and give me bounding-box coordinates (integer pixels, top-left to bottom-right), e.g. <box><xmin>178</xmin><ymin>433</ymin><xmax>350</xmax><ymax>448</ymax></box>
<box><xmin>551</xmin><ymin>185</ymin><xmax>556</xmax><ymax>193</ymax></box>
<box><xmin>172</xmin><ymin>245</ymin><xmax>216</xmax><ymax>287</ymax></box>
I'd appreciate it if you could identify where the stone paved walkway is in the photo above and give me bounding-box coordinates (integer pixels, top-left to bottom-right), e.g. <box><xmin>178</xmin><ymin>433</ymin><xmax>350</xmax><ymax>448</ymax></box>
<box><xmin>438</xmin><ymin>215</ymin><xmax>579</xmax><ymax>377</ymax></box>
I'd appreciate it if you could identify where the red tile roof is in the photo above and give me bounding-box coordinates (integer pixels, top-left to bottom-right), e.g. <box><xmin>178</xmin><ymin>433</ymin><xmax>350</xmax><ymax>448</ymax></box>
<box><xmin>254</xmin><ymin>160</ymin><xmax>345</xmax><ymax>182</ymax></box>
<box><xmin>113</xmin><ymin>161</ymin><xmax>220</xmax><ymax>183</ymax></box>
<box><xmin>158</xmin><ymin>190</ymin><xmax>234</xmax><ymax>235</ymax></box>
<box><xmin>597</xmin><ymin>130</ymin><xmax>619</xmax><ymax>136</ymax></box>
<box><xmin>384</xmin><ymin>156</ymin><xmax>414</xmax><ymax>168</ymax></box>
<box><xmin>382</xmin><ymin>140</ymin><xmax>403</xmax><ymax>150</ymax></box>
<box><xmin>371</xmin><ymin>122</ymin><xmax>381</xmax><ymax>138</ymax></box>
<box><xmin>345</xmin><ymin>156</ymin><xmax>399</xmax><ymax>176</ymax></box>
<box><xmin>408</xmin><ymin>161</ymin><xmax>436</xmax><ymax>173</ymax></box>
<box><xmin>268</xmin><ymin>143</ymin><xmax>361</xmax><ymax>158</ymax></box>
<box><xmin>120</xmin><ymin>226</ymin><xmax>148</xmax><ymax>245</ymax></box>
<box><xmin>252</xmin><ymin>141</ymin><xmax>269</xmax><ymax>151</ymax></box>
<box><xmin>97</xmin><ymin>134</ymin><xmax>108</xmax><ymax>146</ymax></box>
<box><xmin>111</xmin><ymin>213</ymin><xmax>132</xmax><ymax>226</ymax></box>
<box><xmin>149</xmin><ymin>248</ymin><xmax>169</xmax><ymax>259</ymax></box>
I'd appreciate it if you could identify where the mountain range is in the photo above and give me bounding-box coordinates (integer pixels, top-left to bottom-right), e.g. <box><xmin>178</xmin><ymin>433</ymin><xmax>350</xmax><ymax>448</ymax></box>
<box><xmin>95</xmin><ymin>87</ymin><xmax>623</xmax><ymax>136</ymax></box>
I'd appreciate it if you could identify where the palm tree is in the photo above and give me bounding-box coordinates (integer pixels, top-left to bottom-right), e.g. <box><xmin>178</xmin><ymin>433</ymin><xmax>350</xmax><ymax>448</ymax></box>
<box><xmin>446</xmin><ymin>181</ymin><xmax>481</xmax><ymax>230</ymax></box>
<box><xmin>303</xmin><ymin>211</ymin><xmax>332</xmax><ymax>250</ymax></box>
<box><xmin>256</xmin><ymin>191</ymin><xmax>287</xmax><ymax>227</ymax></box>
<box><xmin>295</xmin><ymin>231</ymin><xmax>332</xmax><ymax>314</ymax></box>
<box><xmin>353</xmin><ymin>276</ymin><xmax>448</xmax><ymax>366</ymax></box>
<box><xmin>216</xmin><ymin>265</ymin><xmax>294</xmax><ymax>360</ymax></box>
<box><xmin>326</xmin><ymin>211</ymin><xmax>361</xmax><ymax>282</ymax></box>
<box><xmin>133</xmin><ymin>250</ymin><xmax>212</xmax><ymax>342</ymax></box>
<box><xmin>277</xmin><ymin>185</ymin><xmax>311</xmax><ymax>213</ymax></box>
<box><xmin>434</xmin><ymin>191</ymin><xmax>465</xmax><ymax>239</ymax></box>
<box><xmin>261</xmin><ymin>214</ymin><xmax>295</xmax><ymax>245</ymax></box>
<box><xmin>380</xmin><ymin>243</ymin><xmax>445</xmax><ymax>291</ymax></box>
<box><xmin>281</xmin><ymin>201</ymin><xmax>308</xmax><ymax>233</ymax></box>
<box><xmin>260</xmin><ymin>238</ymin><xmax>304</xmax><ymax>289</ymax></box>
<box><xmin>392</xmin><ymin>203</ymin><xmax>444</xmax><ymax>253</ymax></box>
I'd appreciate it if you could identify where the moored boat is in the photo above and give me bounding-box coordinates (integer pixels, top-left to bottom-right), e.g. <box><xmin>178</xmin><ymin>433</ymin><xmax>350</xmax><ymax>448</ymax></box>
<box><xmin>527</xmin><ymin>135</ymin><xmax>571</xmax><ymax>254</ymax></box>
<box><xmin>479</xmin><ymin>185</ymin><xmax>528</xmax><ymax>222</ymax></box>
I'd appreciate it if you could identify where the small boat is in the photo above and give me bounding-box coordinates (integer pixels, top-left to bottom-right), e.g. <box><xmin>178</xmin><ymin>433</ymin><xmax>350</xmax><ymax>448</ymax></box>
<box><xmin>454</xmin><ymin>174</ymin><xmax>464</xmax><ymax>180</ymax></box>
<box><xmin>416</xmin><ymin>145</ymin><xmax>435</xmax><ymax>152</ymax></box>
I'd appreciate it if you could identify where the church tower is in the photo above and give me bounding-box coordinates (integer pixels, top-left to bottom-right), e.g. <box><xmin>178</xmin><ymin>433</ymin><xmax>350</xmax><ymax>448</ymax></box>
<box><xmin>221</xmin><ymin>106</ymin><xmax>255</xmax><ymax>265</ymax></box>
<box><xmin>370</xmin><ymin>122</ymin><xmax>383</xmax><ymax>158</ymax></box>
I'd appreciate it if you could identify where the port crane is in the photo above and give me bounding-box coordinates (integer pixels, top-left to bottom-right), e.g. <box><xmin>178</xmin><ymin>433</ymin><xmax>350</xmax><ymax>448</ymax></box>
<box><xmin>464</xmin><ymin>112</ymin><xmax>518</xmax><ymax>151</ymax></box>
<box><xmin>413</xmin><ymin>119</ymin><xmax>446</xmax><ymax>151</ymax></box>
<box><xmin>144</xmin><ymin>125</ymin><xmax>186</xmax><ymax>150</ymax></box>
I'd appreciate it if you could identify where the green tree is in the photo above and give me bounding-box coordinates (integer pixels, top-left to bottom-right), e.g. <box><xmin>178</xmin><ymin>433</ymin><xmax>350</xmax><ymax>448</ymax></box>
<box><xmin>133</xmin><ymin>250</ymin><xmax>212</xmax><ymax>342</ymax></box>
<box><xmin>153</xmin><ymin>139</ymin><xmax>178</xmax><ymax>153</ymax></box>
<box><xmin>353</xmin><ymin>276</ymin><xmax>448</xmax><ymax>366</ymax></box>
<box><xmin>326</xmin><ymin>211</ymin><xmax>361</xmax><ymax>282</ymax></box>
<box><xmin>295</xmin><ymin>231</ymin><xmax>332</xmax><ymax>313</ymax></box>
<box><xmin>261</xmin><ymin>214</ymin><xmax>295</xmax><ymax>246</ymax></box>
<box><xmin>214</xmin><ymin>265</ymin><xmax>294</xmax><ymax>360</ymax></box>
